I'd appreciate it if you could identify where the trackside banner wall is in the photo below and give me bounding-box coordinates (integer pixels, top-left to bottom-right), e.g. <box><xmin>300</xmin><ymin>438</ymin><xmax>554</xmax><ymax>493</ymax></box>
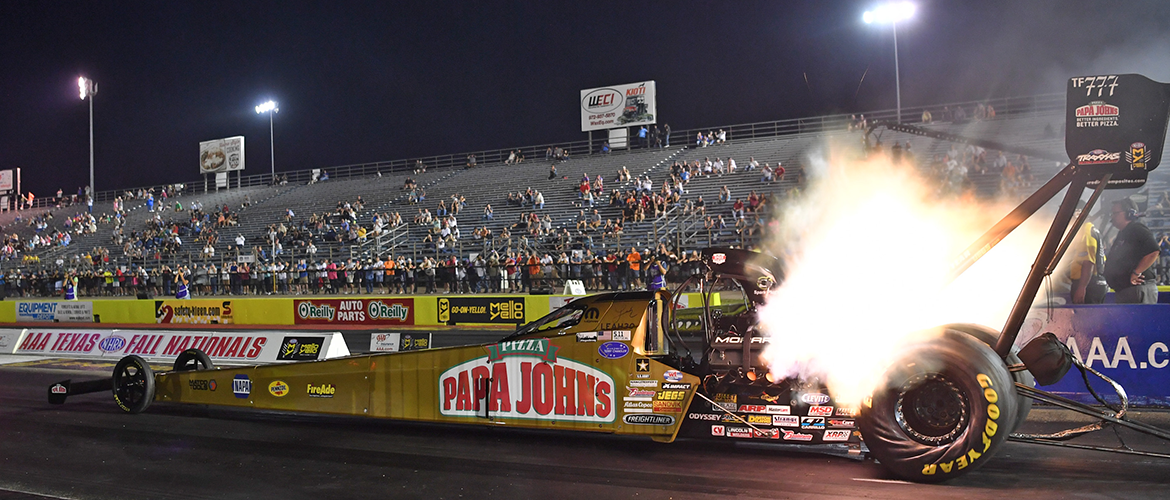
<box><xmin>580</xmin><ymin>81</ymin><xmax>657</xmax><ymax>132</ymax></box>
<box><xmin>1018</xmin><ymin>305</ymin><xmax>1170</xmax><ymax>407</ymax></box>
<box><xmin>0</xmin><ymin>294</ymin><xmax>711</xmax><ymax>328</ymax></box>
<box><xmin>9</xmin><ymin>329</ymin><xmax>349</xmax><ymax>364</ymax></box>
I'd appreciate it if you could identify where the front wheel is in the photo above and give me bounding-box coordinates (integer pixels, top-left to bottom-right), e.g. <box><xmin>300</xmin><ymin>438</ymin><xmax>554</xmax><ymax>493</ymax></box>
<box><xmin>859</xmin><ymin>330</ymin><xmax>1018</xmax><ymax>483</ymax></box>
<box><xmin>112</xmin><ymin>355</ymin><xmax>156</xmax><ymax>414</ymax></box>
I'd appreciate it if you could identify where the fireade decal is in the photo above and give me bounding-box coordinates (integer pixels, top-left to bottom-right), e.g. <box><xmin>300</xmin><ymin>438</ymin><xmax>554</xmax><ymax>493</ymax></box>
<box><xmin>439</xmin><ymin>352</ymin><xmax>614</xmax><ymax>423</ymax></box>
<box><xmin>921</xmin><ymin>373</ymin><xmax>999</xmax><ymax>476</ymax></box>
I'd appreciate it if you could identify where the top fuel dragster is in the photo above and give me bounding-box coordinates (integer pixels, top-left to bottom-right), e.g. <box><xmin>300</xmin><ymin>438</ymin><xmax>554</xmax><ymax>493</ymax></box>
<box><xmin>47</xmin><ymin>74</ymin><xmax>1170</xmax><ymax>482</ymax></box>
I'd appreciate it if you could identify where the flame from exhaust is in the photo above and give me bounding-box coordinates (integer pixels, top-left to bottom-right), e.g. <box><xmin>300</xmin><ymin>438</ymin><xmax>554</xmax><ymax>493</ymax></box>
<box><xmin>758</xmin><ymin>145</ymin><xmax>1048</xmax><ymax>406</ymax></box>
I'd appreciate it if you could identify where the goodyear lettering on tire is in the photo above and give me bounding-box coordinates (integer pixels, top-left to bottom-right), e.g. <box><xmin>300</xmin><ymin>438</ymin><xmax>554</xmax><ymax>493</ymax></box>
<box><xmin>920</xmin><ymin>373</ymin><xmax>998</xmax><ymax>476</ymax></box>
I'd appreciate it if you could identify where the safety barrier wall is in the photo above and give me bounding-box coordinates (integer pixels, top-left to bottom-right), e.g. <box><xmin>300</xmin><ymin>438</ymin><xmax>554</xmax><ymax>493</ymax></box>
<box><xmin>1018</xmin><ymin>305</ymin><xmax>1170</xmax><ymax>407</ymax></box>
<box><xmin>0</xmin><ymin>293</ymin><xmax>711</xmax><ymax>329</ymax></box>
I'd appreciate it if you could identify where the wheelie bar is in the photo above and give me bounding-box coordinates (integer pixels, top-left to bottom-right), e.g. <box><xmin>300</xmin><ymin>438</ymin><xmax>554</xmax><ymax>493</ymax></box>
<box><xmin>47</xmin><ymin>378</ymin><xmax>114</xmax><ymax>405</ymax></box>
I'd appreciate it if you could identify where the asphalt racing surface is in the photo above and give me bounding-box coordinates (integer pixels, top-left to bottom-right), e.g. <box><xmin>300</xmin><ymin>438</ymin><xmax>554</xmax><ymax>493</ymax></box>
<box><xmin>2</xmin><ymin>335</ymin><xmax>1170</xmax><ymax>499</ymax></box>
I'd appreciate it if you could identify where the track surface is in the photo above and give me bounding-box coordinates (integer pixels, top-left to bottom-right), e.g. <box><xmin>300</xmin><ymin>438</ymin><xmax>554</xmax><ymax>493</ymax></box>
<box><xmin>2</xmin><ymin>336</ymin><xmax>1170</xmax><ymax>498</ymax></box>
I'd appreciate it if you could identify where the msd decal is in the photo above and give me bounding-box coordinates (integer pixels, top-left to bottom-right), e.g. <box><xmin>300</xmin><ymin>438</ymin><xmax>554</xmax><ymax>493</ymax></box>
<box><xmin>808</xmin><ymin>405</ymin><xmax>833</xmax><ymax>417</ymax></box>
<box><xmin>439</xmin><ymin>348</ymin><xmax>614</xmax><ymax>423</ymax></box>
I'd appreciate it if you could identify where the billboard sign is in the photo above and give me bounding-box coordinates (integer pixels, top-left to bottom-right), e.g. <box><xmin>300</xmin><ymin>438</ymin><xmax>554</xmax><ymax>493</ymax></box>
<box><xmin>0</xmin><ymin>169</ymin><xmax>13</xmax><ymax>191</ymax></box>
<box><xmin>580</xmin><ymin>81</ymin><xmax>656</xmax><ymax>132</ymax></box>
<box><xmin>294</xmin><ymin>298</ymin><xmax>414</xmax><ymax>326</ymax></box>
<box><xmin>199</xmin><ymin>136</ymin><xmax>245</xmax><ymax>174</ymax></box>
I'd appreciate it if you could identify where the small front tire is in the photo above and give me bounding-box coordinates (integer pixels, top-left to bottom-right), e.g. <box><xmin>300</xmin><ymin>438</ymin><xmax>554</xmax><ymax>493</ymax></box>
<box><xmin>113</xmin><ymin>355</ymin><xmax>156</xmax><ymax>414</ymax></box>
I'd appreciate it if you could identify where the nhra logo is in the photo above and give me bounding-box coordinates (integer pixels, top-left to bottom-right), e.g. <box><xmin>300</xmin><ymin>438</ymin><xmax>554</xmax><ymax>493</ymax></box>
<box><xmin>1076</xmin><ymin>149</ymin><xmax>1121</xmax><ymax>165</ymax></box>
<box><xmin>98</xmin><ymin>336</ymin><xmax>127</xmax><ymax>353</ymax></box>
<box><xmin>277</xmin><ymin>337</ymin><xmax>324</xmax><ymax>361</ymax></box>
<box><xmin>233</xmin><ymin>374</ymin><xmax>251</xmax><ymax>398</ymax></box>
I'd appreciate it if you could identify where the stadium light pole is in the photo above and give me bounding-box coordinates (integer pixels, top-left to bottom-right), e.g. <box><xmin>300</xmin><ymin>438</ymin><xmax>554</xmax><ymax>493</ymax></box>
<box><xmin>864</xmin><ymin>2</ymin><xmax>915</xmax><ymax>123</ymax></box>
<box><xmin>79</xmin><ymin>77</ymin><xmax>98</xmax><ymax>197</ymax></box>
<box><xmin>255</xmin><ymin>100</ymin><xmax>278</xmax><ymax>181</ymax></box>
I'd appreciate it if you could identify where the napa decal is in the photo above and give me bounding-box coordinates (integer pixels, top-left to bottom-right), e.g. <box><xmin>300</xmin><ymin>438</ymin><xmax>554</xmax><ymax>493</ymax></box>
<box><xmin>439</xmin><ymin>345</ymin><xmax>614</xmax><ymax>423</ymax></box>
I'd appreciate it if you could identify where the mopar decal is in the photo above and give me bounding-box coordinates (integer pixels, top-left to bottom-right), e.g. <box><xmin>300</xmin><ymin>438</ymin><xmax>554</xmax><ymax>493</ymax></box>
<box><xmin>439</xmin><ymin>353</ymin><xmax>614</xmax><ymax>423</ymax></box>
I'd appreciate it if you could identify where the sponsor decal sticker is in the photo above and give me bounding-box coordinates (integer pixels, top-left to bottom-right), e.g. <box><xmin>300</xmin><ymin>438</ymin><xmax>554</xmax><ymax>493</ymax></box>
<box><xmin>782</xmin><ymin>429</ymin><xmax>813</xmax><ymax>441</ymax></box>
<box><xmin>268</xmin><ymin>380</ymin><xmax>290</xmax><ymax>397</ymax></box>
<box><xmin>689</xmin><ymin>412</ymin><xmax>719</xmax><ymax>421</ymax></box>
<box><xmin>486</xmin><ymin>339</ymin><xmax>559</xmax><ymax>363</ymax></box>
<box><xmin>624</xmin><ymin>387</ymin><xmax>656</xmax><ymax>401</ymax></box>
<box><xmin>800</xmin><ymin>393</ymin><xmax>831</xmax><ymax>405</ymax></box>
<box><xmin>1074</xmin><ymin>101</ymin><xmax>1120</xmax><ymax>128</ymax></box>
<box><xmin>439</xmin><ymin>351</ymin><xmax>614</xmax><ymax>423</ymax></box>
<box><xmin>801</xmin><ymin>416</ymin><xmax>826</xmax><ymax>429</ymax></box>
<box><xmin>576</xmin><ymin>332</ymin><xmax>598</xmax><ymax>342</ymax></box>
<box><xmin>752</xmin><ymin>428</ymin><xmax>780</xmax><ymax>440</ymax></box>
<box><xmin>663</xmin><ymin>370</ymin><xmax>684</xmax><ymax>382</ymax></box>
<box><xmin>635</xmin><ymin>358</ymin><xmax>651</xmax><ymax>372</ymax></box>
<box><xmin>1076</xmin><ymin>149</ymin><xmax>1121</xmax><ymax>165</ymax></box>
<box><xmin>727</xmin><ymin>426</ymin><xmax>753</xmax><ymax>438</ymax></box>
<box><xmin>746</xmin><ymin>415</ymin><xmax>771</xmax><ymax>425</ymax></box>
<box><xmin>662</xmin><ymin>383</ymin><xmax>690</xmax><ymax>390</ymax></box>
<box><xmin>598</xmin><ymin>341</ymin><xmax>629</xmax><ymax>359</ymax></box>
<box><xmin>711</xmin><ymin>425</ymin><xmax>726</xmax><ymax>436</ymax></box>
<box><xmin>823</xmin><ymin>429</ymin><xmax>852</xmax><ymax>441</ymax></box>
<box><xmin>738</xmin><ymin>404</ymin><xmax>767</xmax><ymax>413</ymax></box>
<box><xmin>623</xmin><ymin>414</ymin><xmax>674</xmax><ymax>426</ymax></box>
<box><xmin>773</xmin><ymin>415</ymin><xmax>800</xmax><ymax>427</ymax></box>
<box><xmin>277</xmin><ymin>337</ymin><xmax>324</xmax><ymax>361</ymax></box>
<box><xmin>1127</xmin><ymin>142</ymin><xmax>1148</xmax><ymax>170</ymax></box>
<box><xmin>828</xmin><ymin>419</ymin><xmax>856</xmax><ymax>428</ymax></box>
<box><xmin>836</xmin><ymin>407</ymin><xmax>858</xmax><ymax>417</ymax></box>
<box><xmin>188</xmin><ymin>379</ymin><xmax>215</xmax><ymax>391</ymax></box>
<box><xmin>50</xmin><ymin>383</ymin><xmax>67</xmax><ymax>394</ymax></box>
<box><xmin>808</xmin><ymin>405</ymin><xmax>833</xmax><ymax>417</ymax></box>
<box><xmin>307</xmin><ymin>383</ymin><xmax>336</xmax><ymax>398</ymax></box>
<box><xmin>766</xmin><ymin>405</ymin><xmax>791</xmax><ymax>415</ymax></box>
<box><xmin>711</xmin><ymin>253</ymin><xmax>727</xmax><ymax>265</ymax></box>
<box><xmin>233</xmin><ymin>374</ymin><xmax>251</xmax><ymax>399</ymax></box>
<box><xmin>653</xmin><ymin>400</ymin><xmax>683</xmax><ymax>413</ymax></box>
<box><xmin>610</xmin><ymin>330</ymin><xmax>632</xmax><ymax>342</ymax></box>
<box><xmin>628</xmin><ymin>379</ymin><xmax>658</xmax><ymax>387</ymax></box>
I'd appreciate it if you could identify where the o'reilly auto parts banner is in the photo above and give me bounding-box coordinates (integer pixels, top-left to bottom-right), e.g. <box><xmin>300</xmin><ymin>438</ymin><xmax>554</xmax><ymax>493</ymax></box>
<box><xmin>438</xmin><ymin>297</ymin><xmax>524</xmax><ymax>325</ymax></box>
<box><xmin>199</xmin><ymin>136</ymin><xmax>245</xmax><ymax>174</ymax></box>
<box><xmin>294</xmin><ymin>298</ymin><xmax>414</xmax><ymax>326</ymax></box>
<box><xmin>580</xmin><ymin>81</ymin><xmax>656</xmax><ymax>132</ymax></box>
<box><xmin>16</xmin><ymin>302</ymin><xmax>94</xmax><ymax>323</ymax></box>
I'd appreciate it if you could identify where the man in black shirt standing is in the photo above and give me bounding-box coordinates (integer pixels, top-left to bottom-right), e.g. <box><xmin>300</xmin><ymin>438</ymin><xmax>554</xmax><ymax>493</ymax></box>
<box><xmin>1104</xmin><ymin>198</ymin><xmax>1160</xmax><ymax>304</ymax></box>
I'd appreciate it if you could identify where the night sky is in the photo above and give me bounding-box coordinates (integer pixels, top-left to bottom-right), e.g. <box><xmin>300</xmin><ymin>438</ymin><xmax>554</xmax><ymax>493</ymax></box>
<box><xmin>2</xmin><ymin>0</ymin><xmax>1168</xmax><ymax>197</ymax></box>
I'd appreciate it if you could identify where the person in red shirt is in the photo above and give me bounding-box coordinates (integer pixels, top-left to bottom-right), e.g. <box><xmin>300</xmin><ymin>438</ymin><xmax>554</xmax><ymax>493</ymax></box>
<box><xmin>732</xmin><ymin>198</ymin><xmax>745</xmax><ymax>220</ymax></box>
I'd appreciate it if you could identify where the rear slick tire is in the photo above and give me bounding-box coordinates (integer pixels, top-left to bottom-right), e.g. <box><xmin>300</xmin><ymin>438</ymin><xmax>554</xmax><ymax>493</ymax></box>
<box><xmin>173</xmin><ymin>348</ymin><xmax>214</xmax><ymax>372</ymax></box>
<box><xmin>113</xmin><ymin>355</ymin><xmax>156</xmax><ymax>414</ymax></box>
<box><xmin>945</xmin><ymin>323</ymin><xmax>1034</xmax><ymax>431</ymax></box>
<box><xmin>859</xmin><ymin>330</ymin><xmax>1018</xmax><ymax>483</ymax></box>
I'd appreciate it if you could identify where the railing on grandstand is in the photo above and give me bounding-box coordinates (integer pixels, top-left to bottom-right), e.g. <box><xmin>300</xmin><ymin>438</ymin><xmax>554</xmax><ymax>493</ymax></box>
<box><xmin>65</xmin><ymin>93</ymin><xmax>1063</xmax><ymax>203</ymax></box>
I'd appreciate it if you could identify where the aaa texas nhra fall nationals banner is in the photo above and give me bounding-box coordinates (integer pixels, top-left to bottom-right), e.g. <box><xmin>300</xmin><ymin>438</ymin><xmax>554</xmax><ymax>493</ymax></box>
<box><xmin>155</xmin><ymin>300</ymin><xmax>233</xmax><ymax>324</ymax></box>
<box><xmin>294</xmin><ymin>298</ymin><xmax>414</xmax><ymax>326</ymax></box>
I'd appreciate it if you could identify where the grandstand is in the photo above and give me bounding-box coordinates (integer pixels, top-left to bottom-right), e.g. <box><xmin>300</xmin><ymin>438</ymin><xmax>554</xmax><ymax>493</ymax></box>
<box><xmin>4</xmin><ymin>92</ymin><xmax>1169</xmax><ymax>297</ymax></box>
